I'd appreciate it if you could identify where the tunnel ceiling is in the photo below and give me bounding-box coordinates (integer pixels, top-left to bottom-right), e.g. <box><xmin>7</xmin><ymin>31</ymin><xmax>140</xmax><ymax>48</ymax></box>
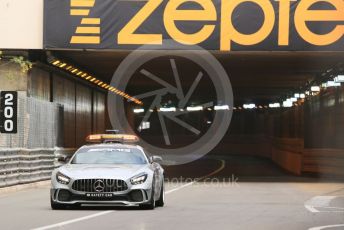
<box><xmin>53</xmin><ymin>51</ymin><xmax>344</xmax><ymax>104</ymax></box>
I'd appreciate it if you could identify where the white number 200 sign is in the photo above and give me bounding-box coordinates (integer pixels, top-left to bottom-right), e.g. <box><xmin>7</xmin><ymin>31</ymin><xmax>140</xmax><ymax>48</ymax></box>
<box><xmin>0</xmin><ymin>91</ymin><xmax>17</xmax><ymax>133</ymax></box>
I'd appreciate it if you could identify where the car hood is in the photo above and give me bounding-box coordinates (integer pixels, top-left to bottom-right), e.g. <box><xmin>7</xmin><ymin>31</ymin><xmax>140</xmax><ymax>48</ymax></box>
<box><xmin>59</xmin><ymin>164</ymin><xmax>150</xmax><ymax>180</ymax></box>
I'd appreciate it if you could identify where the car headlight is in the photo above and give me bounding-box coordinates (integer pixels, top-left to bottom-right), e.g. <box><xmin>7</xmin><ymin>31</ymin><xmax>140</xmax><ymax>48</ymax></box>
<box><xmin>56</xmin><ymin>172</ymin><xmax>70</xmax><ymax>185</ymax></box>
<box><xmin>130</xmin><ymin>173</ymin><xmax>148</xmax><ymax>185</ymax></box>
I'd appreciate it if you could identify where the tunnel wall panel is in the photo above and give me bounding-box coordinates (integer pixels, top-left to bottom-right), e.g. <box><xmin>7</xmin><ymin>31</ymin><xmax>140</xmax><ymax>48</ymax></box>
<box><xmin>28</xmin><ymin>67</ymin><xmax>50</xmax><ymax>101</ymax></box>
<box><xmin>75</xmin><ymin>84</ymin><xmax>92</xmax><ymax>147</ymax></box>
<box><xmin>305</xmin><ymin>87</ymin><xmax>344</xmax><ymax>149</ymax></box>
<box><xmin>93</xmin><ymin>91</ymin><xmax>106</xmax><ymax>134</ymax></box>
<box><xmin>52</xmin><ymin>74</ymin><xmax>76</xmax><ymax>148</ymax></box>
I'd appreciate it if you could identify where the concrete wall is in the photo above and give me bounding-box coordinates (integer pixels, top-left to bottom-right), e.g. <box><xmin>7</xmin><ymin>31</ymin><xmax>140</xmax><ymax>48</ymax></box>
<box><xmin>0</xmin><ymin>61</ymin><xmax>28</xmax><ymax>91</ymax></box>
<box><xmin>0</xmin><ymin>0</ymin><xmax>43</xmax><ymax>49</ymax></box>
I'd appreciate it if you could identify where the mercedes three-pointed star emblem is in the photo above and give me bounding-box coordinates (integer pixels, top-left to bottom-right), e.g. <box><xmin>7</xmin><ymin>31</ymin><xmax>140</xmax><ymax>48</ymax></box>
<box><xmin>93</xmin><ymin>179</ymin><xmax>105</xmax><ymax>192</ymax></box>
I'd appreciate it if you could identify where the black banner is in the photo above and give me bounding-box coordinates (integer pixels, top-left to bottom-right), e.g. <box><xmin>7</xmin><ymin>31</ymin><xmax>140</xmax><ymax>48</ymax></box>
<box><xmin>0</xmin><ymin>91</ymin><xmax>18</xmax><ymax>134</ymax></box>
<box><xmin>44</xmin><ymin>0</ymin><xmax>344</xmax><ymax>51</ymax></box>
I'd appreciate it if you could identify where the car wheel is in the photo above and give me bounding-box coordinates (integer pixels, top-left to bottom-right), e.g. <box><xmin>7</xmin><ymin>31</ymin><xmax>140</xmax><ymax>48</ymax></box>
<box><xmin>140</xmin><ymin>184</ymin><xmax>155</xmax><ymax>210</ymax></box>
<box><xmin>155</xmin><ymin>181</ymin><xmax>164</xmax><ymax>207</ymax></box>
<box><xmin>50</xmin><ymin>198</ymin><xmax>67</xmax><ymax>210</ymax></box>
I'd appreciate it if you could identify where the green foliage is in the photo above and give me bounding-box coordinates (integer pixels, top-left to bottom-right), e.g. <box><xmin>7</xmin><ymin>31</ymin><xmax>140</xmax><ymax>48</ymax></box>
<box><xmin>10</xmin><ymin>56</ymin><xmax>33</xmax><ymax>73</ymax></box>
<box><xmin>0</xmin><ymin>51</ymin><xmax>33</xmax><ymax>80</ymax></box>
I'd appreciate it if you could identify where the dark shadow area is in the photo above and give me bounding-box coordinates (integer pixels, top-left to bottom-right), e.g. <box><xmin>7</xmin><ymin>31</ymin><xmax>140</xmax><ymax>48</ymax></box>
<box><xmin>164</xmin><ymin>155</ymin><xmax>344</xmax><ymax>183</ymax></box>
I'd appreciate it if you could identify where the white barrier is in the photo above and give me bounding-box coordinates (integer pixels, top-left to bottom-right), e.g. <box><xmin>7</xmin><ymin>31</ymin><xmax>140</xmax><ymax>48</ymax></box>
<box><xmin>0</xmin><ymin>148</ymin><xmax>75</xmax><ymax>188</ymax></box>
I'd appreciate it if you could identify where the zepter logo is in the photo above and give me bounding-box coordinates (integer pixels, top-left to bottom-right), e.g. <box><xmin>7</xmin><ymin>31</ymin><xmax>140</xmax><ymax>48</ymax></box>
<box><xmin>70</xmin><ymin>0</ymin><xmax>100</xmax><ymax>44</ymax></box>
<box><xmin>93</xmin><ymin>179</ymin><xmax>105</xmax><ymax>192</ymax></box>
<box><xmin>66</xmin><ymin>0</ymin><xmax>344</xmax><ymax>50</ymax></box>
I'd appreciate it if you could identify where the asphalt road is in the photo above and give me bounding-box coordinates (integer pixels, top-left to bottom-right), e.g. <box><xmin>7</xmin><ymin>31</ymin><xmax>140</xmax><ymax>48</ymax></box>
<box><xmin>1</xmin><ymin>156</ymin><xmax>344</xmax><ymax>230</ymax></box>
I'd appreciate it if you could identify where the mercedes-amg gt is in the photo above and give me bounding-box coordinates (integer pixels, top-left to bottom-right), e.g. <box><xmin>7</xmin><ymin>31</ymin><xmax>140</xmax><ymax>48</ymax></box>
<box><xmin>50</xmin><ymin>134</ymin><xmax>164</xmax><ymax>210</ymax></box>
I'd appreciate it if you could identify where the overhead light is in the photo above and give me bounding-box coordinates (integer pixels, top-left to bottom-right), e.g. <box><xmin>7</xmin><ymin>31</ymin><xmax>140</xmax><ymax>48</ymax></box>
<box><xmin>207</xmin><ymin>121</ymin><xmax>212</xmax><ymax>124</ymax></box>
<box><xmin>269</xmin><ymin>103</ymin><xmax>280</xmax><ymax>108</ymax></box>
<box><xmin>138</xmin><ymin>121</ymin><xmax>150</xmax><ymax>131</ymax></box>
<box><xmin>243</xmin><ymin>104</ymin><xmax>255</xmax><ymax>109</ymax></box>
<box><xmin>334</xmin><ymin>75</ymin><xmax>344</xmax><ymax>83</ymax></box>
<box><xmin>52</xmin><ymin>60</ymin><xmax>60</xmax><ymax>65</ymax></box>
<box><xmin>160</xmin><ymin>107</ymin><xmax>176</xmax><ymax>112</ymax></box>
<box><xmin>311</xmin><ymin>86</ymin><xmax>320</xmax><ymax>92</ymax></box>
<box><xmin>283</xmin><ymin>101</ymin><xmax>293</xmax><ymax>107</ymax></box>
<box><xmin>300</xmin><ymin>94</ymin><xmax>305</xmax><ymax>99</ymax></box>
<box><xmin>294</xmin><ymin>93</ymin><xmax>300</xmax><ymax>98</ymax></box>
<box><xmin>290</xmin><ymin>97</ymin><xmax>297</xmax><ymax>102</ymax></box>
<box><xmin>48</xmin><ymin>57</ymin><xmax>143</xmax><ymax>105</ymax></box>
<box><xmin>133</xmin><ymin>108</ymin><xmax>144</xmax><ymax>114</ymax></box>
<box><xmin>214</xmin><ymin>105</ymin><xmax>229</xmax><ymax>110</ymax></box>
<box><xmin>187</xmin><ymin>106</ymin><xmax>203</xmax><ymax>111</ymax></box>
<box><xmin>322</xmin><ymin>81</ymin><xmax>341</xmax><ymax>88</ymax></box>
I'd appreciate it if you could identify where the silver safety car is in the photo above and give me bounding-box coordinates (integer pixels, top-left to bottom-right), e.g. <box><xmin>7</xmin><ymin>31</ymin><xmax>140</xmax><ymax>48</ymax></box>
<box><xmin>50</xmin><ymin>134</ymin><xmax>165</xmax><ymax>210</ymax></box>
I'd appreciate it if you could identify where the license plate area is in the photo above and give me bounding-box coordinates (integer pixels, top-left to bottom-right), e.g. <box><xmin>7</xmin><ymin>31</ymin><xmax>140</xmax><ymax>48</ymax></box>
<box><xmin>85</xmin><ymin>193</ymin><xmax>114</xmax><ymax>199</ymax></box>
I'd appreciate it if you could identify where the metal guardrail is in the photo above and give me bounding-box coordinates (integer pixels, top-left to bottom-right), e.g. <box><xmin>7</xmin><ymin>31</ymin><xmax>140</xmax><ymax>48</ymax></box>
<box><xmin>0</xmin><ymin>148</ymin><xmax>75</xmax><ymax>188</ymax></box>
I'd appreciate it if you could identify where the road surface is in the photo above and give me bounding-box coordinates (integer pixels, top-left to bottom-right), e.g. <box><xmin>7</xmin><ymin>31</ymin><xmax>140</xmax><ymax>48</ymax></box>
<box><xmin>0</xmin><ymin>156</ymin><xmax>343</xmax><ymax>230</ymax></box>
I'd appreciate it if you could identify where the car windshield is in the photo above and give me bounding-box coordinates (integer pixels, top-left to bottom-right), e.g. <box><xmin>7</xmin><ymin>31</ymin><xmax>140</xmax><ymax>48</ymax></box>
<box><xmin>71</xmin><ymin>146</ymin><xmax>147</xmax><ymax>164</ymax></box>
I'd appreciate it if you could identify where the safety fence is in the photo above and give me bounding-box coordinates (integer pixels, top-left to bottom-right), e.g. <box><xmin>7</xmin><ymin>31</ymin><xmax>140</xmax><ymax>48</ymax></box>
<box><xmin>0</xmin><ymin>92</ymin><xmax>63</xmax><ymax>149</ymax></box>
<box><xmin>0</xmin><ymin>148</ymin><xmax>75</xmax><ymax>188</ymax></box>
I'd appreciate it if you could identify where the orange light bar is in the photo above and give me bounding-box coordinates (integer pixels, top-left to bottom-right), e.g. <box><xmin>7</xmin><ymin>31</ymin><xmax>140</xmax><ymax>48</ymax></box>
<box><xmin>86</xmin><ymin>134</ymin><xmax>139</xmax><ymax>143</ymax></box>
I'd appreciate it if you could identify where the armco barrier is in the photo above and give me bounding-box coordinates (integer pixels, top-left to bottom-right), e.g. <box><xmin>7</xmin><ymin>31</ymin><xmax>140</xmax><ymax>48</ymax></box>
<box><xmin>303</xmin><ymin>148</ymin><xmax>344</xmax><ymax>177</ymax></box>
<box><xmin>0</xmin><ymin>148</ymin><xmax>75</xmax><ymax>188</ymax></box>
<box><xmin>271</xmin><ymin>138</ymin><xmax>304</xmax><ymax>175</ymax></box>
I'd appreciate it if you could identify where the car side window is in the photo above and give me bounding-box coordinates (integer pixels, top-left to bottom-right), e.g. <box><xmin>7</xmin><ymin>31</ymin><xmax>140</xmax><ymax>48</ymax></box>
<box><xmin>143</xmin><ymin>150</ymin><xmax>152</xmax><ymax>163</ymax></box>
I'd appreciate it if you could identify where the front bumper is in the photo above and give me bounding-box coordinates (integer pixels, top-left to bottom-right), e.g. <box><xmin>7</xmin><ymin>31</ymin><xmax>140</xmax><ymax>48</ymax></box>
<box><xmin>51</xmin><ymin>188</ymin><xmax>152</xmax><ymax>206</ymax></box>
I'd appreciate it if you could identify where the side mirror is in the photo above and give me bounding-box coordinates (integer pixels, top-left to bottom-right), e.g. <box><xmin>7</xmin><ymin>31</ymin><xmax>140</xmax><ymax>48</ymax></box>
<box><xmin>57</xmin><ymin>156</ymin><xmax>70</xmax><ymax>163</ymax></box>
<box><xmin>150</xmin><ymin>156</ymin><xmax>163</xmax><ymax>163</ymax></box>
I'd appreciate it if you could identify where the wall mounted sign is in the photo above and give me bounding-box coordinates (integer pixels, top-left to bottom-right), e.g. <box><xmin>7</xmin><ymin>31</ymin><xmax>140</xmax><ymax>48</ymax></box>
<box><xmin>0</xmin><ymin>91</ymin><xmax>18</xmax><ymax>134</ymax></box>
<box><xmin>44</xmin><ymin>0</ymin><xmax>344</xmax><ymax>51</ymax></box>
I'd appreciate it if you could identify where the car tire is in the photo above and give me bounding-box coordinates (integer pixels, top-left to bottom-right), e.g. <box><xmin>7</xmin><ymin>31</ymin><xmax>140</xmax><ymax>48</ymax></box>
<box><xmin>140</xmin><ymin>184</ymin><xmax>155</xmax><ymax>210</ymax></box>
<box><xmin>155</xmin><ymin>181</ymin><xmax>164</xmax><ymax>207</ymax></box>
<box><xmin>50</xmin><ymin>198</ymin><xmax>67</xmax><ymax>210</ymax></box>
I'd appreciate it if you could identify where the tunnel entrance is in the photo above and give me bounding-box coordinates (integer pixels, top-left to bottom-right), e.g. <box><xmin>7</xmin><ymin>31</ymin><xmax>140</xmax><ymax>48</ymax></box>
<box><xmin>46</xmin><ymin>51</ymin><xmax>344</xmax><ymax>176</ymax></box>
<box><xmin>1</xmin><ymin>50</ymin><xmax>344</xmax><ymax>178</ymax></box>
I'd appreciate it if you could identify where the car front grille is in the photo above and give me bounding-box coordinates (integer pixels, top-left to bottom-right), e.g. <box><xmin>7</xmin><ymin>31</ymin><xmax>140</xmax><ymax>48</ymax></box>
<box><xmin>72</xmin><ymin>179</ymin><xmax>128</xmax><ymax>192</ymax></box>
